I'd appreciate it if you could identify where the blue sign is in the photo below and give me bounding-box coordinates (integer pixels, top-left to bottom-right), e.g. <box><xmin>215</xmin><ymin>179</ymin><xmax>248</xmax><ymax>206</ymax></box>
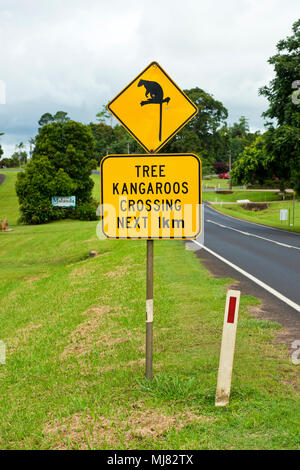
<box><xmin>51</xmin><ymin>196</ymin><xmax>76</xmax><ymax>208</ymax></box>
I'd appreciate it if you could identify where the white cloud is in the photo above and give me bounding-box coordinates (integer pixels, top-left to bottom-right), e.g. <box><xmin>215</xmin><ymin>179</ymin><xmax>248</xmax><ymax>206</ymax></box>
<box><xmin>0</xmin><ymin>0</ymin><xmax>299</xmax><ymax>157</ymax></box>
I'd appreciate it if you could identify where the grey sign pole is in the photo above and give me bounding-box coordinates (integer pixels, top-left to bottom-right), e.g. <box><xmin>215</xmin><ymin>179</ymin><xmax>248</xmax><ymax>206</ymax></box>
<box><xmin>146</xmin><ymin>239</ymin><xmax>154</xmax><ymax>380</ymax></box>
<box><xmin>145</xmin><ymin>148</ymin><xmax>155</xmax><ymax>380</ymax></box>
<box><xmin>293</xmin><ymin>192</ymin><xmax>295</xmax><ymax>226</ymax></box>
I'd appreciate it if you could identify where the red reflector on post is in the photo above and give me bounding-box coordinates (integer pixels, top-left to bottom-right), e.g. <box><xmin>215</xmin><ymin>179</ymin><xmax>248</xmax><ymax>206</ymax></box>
<box><xmin>216</xmin><ymin>289</ymin><xmax>241</xmax><ymax>406</ymax></box>
<box><xmin>227</xmin><ymin>296</ymin><xmax>237</xmax><ymax>323</ymax></box>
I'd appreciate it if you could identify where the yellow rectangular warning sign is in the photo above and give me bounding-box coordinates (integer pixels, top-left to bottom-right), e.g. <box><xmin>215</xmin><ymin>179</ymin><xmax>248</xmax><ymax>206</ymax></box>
<box><xmin>100</xmin><ymin>154</ymin><xmax>202</xmax><ymax>239</ymax></box>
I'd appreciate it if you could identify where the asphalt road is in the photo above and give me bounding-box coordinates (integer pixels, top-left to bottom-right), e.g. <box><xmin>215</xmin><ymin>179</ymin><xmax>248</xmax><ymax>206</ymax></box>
<box><xmin>197</xmin><ymin>204</ymin><xmax>300</xmax><ymax>309</ymax></box>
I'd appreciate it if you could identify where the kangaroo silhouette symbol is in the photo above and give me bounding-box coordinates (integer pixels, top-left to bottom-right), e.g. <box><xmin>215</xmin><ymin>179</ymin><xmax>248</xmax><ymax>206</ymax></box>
<box><xmin>138</xmin><ymin>79</ymin><xmax>170</xmax><ymax>142</ymax></box>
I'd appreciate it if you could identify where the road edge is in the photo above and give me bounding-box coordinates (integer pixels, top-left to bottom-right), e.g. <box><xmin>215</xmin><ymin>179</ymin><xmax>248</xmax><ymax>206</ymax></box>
<box><xmin>192</xmin><ymin>240</ymin><xmax>300</xmax><ymax>313</ymax></box>
<box><xmin>206</xmin><ymin>202</ymin><xmax>300</xmax><ymax>236</ymax></box>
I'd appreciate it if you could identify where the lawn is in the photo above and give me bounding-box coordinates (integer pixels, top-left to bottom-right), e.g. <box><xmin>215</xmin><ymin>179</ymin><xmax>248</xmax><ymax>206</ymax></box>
<box><xmin>0</xmin><ymin>171</ymin><xmax>299</xmax><ymax>449</ymax></box>
<box><xmin>211</xmin><ymin>200</ymin><xmax>300</xmax><ymax>233</ymax></box>
<box><xmin>0</xmin><ymin>171</ymin><xmax>21</xmax><ymax>225</ymax></box>
<box><xmin>203</xmin><ymin>177</ymin><xmax>230</xmax><ymax>189</ymax></box>
<box><xmin>203</xmin><ymin>189</ymin><xmax>292</xmax><ymax>203</ymax></box>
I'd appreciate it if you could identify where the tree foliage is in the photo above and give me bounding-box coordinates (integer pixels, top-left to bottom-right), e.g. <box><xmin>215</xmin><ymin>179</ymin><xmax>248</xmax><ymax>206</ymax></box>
<box><xmin>90</xmin><ymin>122</ymin><xmax>143</xmax><ymax>163</ymax></box>
<box><xmin>231</xmin><ymin>127</ymin><xmax>300</xmax><ymax>190</ymax></box>
<box><xmin>258</xmin><ymin>19</ymin><xmax>300</xmax><ymax>193</ymax></box>
<box><xmin>92</xmin><ymin>88</ymin><xmax>233</xmax><ymax>171</ymax></box>
<box><xmin>16</xmin><ymin>120</ymin><xmax>97</xmax><ymax>224</ymax></box>
<box><xmin>0</xmin><ymin>132</ymin><xmax>3</xmax><ymax>160</ymax></box>
<box><xmin>213</xmin><ymin>161</ymin><xmax>229</xmax><ymax>175</ymax></box>
<box><xmin>163</xmin><ymin>88</ymin><xmax>228</xmax><ymax>167</ymax></box>
<box><xmin>38</xmin><ymin>111</ymin><xmax>70</xmax><ymax>130</ymax></box>
<box><xmin>259</xmin><ymin>19</ymin><xmax>300</xmax><ymax>128</ymax></box>
<box><xmin>92</xmin><ymin>90</ymin><xmax>257</xmax><ymax>174</ymax></box>
<box><xmin>0</xmin><ymin>140</ymin><xmax>28</xmax><ymax>168</ymax></box>
<box><xmin>231</xmin><ymin>137</ymin><xmax>271</xmax><ymax>186</ymax></box>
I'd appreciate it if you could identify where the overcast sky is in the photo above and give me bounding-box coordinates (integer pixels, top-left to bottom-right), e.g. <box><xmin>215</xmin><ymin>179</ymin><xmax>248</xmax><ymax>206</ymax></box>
<box><xmin>0</xmin><ymin>0</ymin><xmax>299</xmax><ymax>157</ymax></box>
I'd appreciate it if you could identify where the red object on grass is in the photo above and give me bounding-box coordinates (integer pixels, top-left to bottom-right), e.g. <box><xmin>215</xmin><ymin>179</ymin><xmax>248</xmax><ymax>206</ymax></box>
<box><xmin>227</xmin><ymin>296</ymin><xmax>237</xmax><ymax>323</ymax></box>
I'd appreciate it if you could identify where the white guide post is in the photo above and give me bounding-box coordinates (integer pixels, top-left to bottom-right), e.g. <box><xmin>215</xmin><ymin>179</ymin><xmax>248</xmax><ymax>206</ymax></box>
<box><xmin>215</xmin><ymin>289</ymin><xmax>241</xmax><ymax>407</ymax></box>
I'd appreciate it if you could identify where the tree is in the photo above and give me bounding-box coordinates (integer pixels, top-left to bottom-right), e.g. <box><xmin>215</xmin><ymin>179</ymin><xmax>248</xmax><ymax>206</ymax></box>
<box><xmin>263</xmin><ymin>125</ymin><xmax>300</xmax><ymax>190</ymax></box>
<box><xmin>259</xmin><ymin>19</ymin><xmax>300</xmax><ymax>192</ymax></box>
<box><xmin>214</xmin><ymin>117</ymin><xmax>259</xmax><ymax>172</ymax></box>
<box><xmin>163</xmin><ymin>87</ymin><xmax>228</xmax><ymax>171</ymax></box>
<box><xmin>229</xmin><ymin>117</ymin><xmax>259</xmax><ymax>163</ymax></box>
<box><xmin>93</xmin><ymin>89</ymin><xmax>228</xmax><ymax>170</ymax></box>
<box><xmin>29</xmin><ymin>137</ymin><xmax>35</xmax><ymax>158</ymax></box>
<box><xmin>53</xmin><ymin>111</ymin><xmax>70</xmax><ymax>124</ymax></box>
<box><xmin>230</xmin><ymin>116</ymin><xmax>250</xmax><ymax>138</ymax></box>
<box><xmin>213</xmin><ymin>161</ymin><xmax>229</xmax><ymax>175</ymax></box>
<box><xmin>38</xmin><ymin>113</ymin><xmax>54</xmax><ymax>127</ymax></box>
<box><xmin>0</xmin><ymin>132</ymin><xmax>3</xmax><ymax>160</ymax></box>
<box><xmin>96</xmin><ymin>105</ymin><xmax>111</xmax><ymax>123</ymax></box>
<box><xmin>230</xmin><ymin>136</ymin><xmax>271</xmax><ymax>186</ymax></box>
<box><xmin>0</xmin><ymin>158</ymin><xmax>11</xmax><ymax>168</ymax></box>
<box><xmin>259</xmin><ymin>19</ymin><xmax>300</xmax><ymax>128</ymax></box>
<box><xmin>16</xmin><ymin>120</ymin><xmax>97</xmax><ymax>224</ymax></box>
<box><xmin>9</xmin><ymin>152</ymin><xmax>22</xmax><ymax>167</ymax></box>
<box><xmin>90</xmin><ymin>121</ymin><xmax>114</xmax><ymax>161</ymax></box>
<box><xmin>14</xmin><ymin>142</ymin><xmax>28</xmax><ymax>165</ymax></box>
<box><xmin>16</xmin><ymin>156</ymin><xmax>61</xmax><ymax>224</ymax></box>
<box><xmin>90</xmin><ymin>120</ymin><xmax>143</xmax><ymax>164</ymax></box>
<box><xmin>38</xmin><ymin>111</ymin><xmax>70</xmax><ymax>131</ymax></box>
<box><xmin>0</xmin><ymin>150</ymin><xmax>20</xmax><ymax>168</ymax></box>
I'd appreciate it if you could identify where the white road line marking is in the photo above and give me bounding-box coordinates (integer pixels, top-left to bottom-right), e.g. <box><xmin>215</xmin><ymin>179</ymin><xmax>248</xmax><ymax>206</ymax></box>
<box><xmin>192</xmin><ymin>240</ymin><xmax>300</xmax><ymax>313</ymax></box>
<box><xmin>207</xmin><ymin>219</ymin><xmax>300</xmax><ymax>250</ymax></box>
<box><xmin>206</xmin><ymin>204</ymin><xmax>300</xmax><ymax>235</ymax></box>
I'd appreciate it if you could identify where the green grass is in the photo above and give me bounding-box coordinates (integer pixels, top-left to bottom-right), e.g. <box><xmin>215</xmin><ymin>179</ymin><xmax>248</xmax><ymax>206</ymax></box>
<box><xmin>0</xmin><ymin>172</ymin><xmax>299</xmax><ymax>449</ymax></box>
<box><xmin>203</xmin><ymin>177</ymin><xmax>230</xmax><ymax>189</ymax></box>
<box><xmin>211</xmin><ymin>200</ymin><xmax>300</xmax><ymax>233</ymax></box>
<box><xmin>0</xmin><ymin>172</ymin><xmax>21</xmax><ymax>225</ymax></box>
<box><xmin>203</xmin><ymin>190</ymin><xmax>292</xmax><ymax>203</ymax></box>
<box><xmin>91</xmin><ymin>173</ymin><xmax>100</xmax><ymax>203</ymax></box>
<box><xmin>202</xmin><ymin>186</ymin><xmax>299</xmax><ymax>232</ymax></box>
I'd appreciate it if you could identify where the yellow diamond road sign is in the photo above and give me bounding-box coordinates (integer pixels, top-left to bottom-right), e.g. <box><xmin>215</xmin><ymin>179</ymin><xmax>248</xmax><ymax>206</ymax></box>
<box><xmin>107</xmin><ymin>62</ymin><xmax>198</xmax><ymax>153</ymax></box>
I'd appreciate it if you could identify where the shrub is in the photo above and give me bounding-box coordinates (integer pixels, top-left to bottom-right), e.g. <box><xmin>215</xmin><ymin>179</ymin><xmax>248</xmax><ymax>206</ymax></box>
<box><xmin>215</xmin><ymin>190</ymin><xmax>233</xmax><ymax>194</ymax></box>
<box><xmin>74</xmin><ymin>200</ymin><xmax>98</xmax><ymax>221</ymax></box>
<box><xmin>16</xmin><ymin>156</ymin><xmax>57</xmax><ymax>224</ymax></box>
<box><xmin>16</xmin><ymin>120</ymin><xmax>97</xmax><ymax>224</ymax></box>
<box><xmin>241</xmin><ymin>202</ymin><xmax>269</xmax><ymax>211</ymax></box>
<box><xmin>213</xmin><ymin>161</ymin><xmax>229</xmax><ymax>174</ymax></box>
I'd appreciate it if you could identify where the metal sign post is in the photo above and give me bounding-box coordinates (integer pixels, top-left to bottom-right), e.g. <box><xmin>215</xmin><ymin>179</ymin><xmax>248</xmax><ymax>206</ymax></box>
<box><xmin>105</xmin><ymin>62</ymin><xmax>200</xmax><ymax>380</ymax></box>
<box><xmin>100</xmin><ymin>153</ymin><xmax>202</xmax><ymax>381</ymax></box>
<box><xmin>293</xmin><ymin>191</ymin><xmax>296</xmax><ymax>226</ymax></box>
<box><xmin>146</xmin><ymin>149</ymin><xmax>154</xmax><ymax>381</ymax></box>
<box><xmin>146</xmin><ymin>239</ymin><xmax>154</xmax><ymax>380</ymax></box>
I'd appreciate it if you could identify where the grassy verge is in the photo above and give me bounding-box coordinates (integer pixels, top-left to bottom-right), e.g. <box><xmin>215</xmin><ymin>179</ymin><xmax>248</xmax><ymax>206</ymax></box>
<box><xmin>203</xmin><ymin>177</ymin><xmax>230</xmax><ymax>189</ymax></box>
<box><xmin>0</xmin><ymin>172</ymin><xmax>299</xmax><ymax>449</ymax></box>
<box><xmin>203</xmin><ymin>190</ymin><xmax>292</xmax><ymax>203</ymax></box>
<box><xmin>211</xmin><ymin>200</ymin><xmax>300</xmax><ymax>233</ymax></box>
<box><xmin>0</xmin><ymin>171</ymin><xmax>21</xmax><ymax>225</ymax></box>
